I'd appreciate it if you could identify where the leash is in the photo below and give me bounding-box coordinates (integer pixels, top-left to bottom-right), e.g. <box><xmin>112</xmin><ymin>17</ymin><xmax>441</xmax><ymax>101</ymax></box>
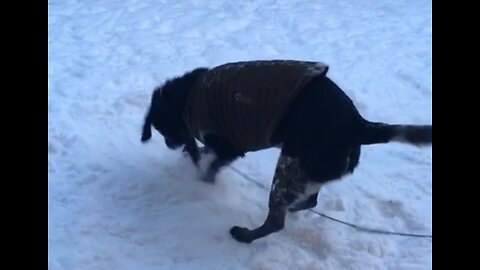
<box><xmin>229</xmin><ymin>166</ymin><xmax>432</xmax><ymax>239</ymax></box>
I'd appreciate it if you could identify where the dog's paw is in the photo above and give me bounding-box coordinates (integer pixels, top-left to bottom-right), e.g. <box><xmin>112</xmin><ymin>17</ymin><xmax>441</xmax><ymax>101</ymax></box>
<box><xmin>230</xmin><ymin>226</ymin><xmax>253</xmax><ymax>243</ymax></box>
<box><xmin>201</xmin><ymin>174</ymin><xmax>215</xmax><ymax>184</ymax></box>
<box><xmin>200</xmin><ymin>169</ymin><xmax>216</xmax><ymax>184</ymax></box>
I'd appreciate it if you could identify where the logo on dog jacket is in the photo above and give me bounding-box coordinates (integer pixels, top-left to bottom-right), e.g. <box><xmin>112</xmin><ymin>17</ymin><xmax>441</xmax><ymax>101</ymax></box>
<box><xmin>234</xmin><ymin>92</ymin><xmax>255</xmax><ymax>105</ymax></box>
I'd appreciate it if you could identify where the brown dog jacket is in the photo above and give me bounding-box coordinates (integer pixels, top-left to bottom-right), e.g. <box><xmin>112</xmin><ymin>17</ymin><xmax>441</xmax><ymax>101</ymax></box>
<box><xmin>184</xmin><ymin>60</ymin><xmax>329</xmax><ymax>152</ymax></box>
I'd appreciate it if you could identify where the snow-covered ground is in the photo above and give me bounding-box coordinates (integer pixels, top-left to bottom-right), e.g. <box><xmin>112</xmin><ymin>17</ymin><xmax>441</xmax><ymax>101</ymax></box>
<box><xmin>48</xmin><ymin>0</ymin><xmax>432</xmax><ymax>269</ymax></box>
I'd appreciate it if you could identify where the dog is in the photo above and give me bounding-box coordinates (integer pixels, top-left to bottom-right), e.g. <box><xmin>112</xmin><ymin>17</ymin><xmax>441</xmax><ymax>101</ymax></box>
<box><xmin>141</xmin><ymin>60</ymin><xmax>432</xmax><ymax>243</ymax></box>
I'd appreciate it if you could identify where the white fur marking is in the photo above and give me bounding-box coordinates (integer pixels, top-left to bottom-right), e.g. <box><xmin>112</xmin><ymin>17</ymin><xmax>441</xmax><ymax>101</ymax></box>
<box><xmin>294</xmin><ymin>182</ymin><xmax>322</xmax><ymax>204</ymax></box>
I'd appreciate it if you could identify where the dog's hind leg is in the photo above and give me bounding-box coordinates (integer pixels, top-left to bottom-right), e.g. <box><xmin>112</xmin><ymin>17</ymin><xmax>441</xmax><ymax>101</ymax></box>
<box><xmin>229</xmin><ymin>154</ymin><xmax>320</xmax><ymax>243</ymax></box>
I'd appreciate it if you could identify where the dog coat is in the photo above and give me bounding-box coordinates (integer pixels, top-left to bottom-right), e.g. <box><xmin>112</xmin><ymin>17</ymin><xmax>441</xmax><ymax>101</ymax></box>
<box><xmin>184</xmin><ymin>60</ymin><xmax>329</xmax><ymax>152</ymax></box>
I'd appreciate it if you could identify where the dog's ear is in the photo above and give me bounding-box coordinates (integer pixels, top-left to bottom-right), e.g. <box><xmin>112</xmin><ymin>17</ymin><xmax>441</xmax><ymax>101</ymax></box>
<box><xmin>141</xmin><ymin>88</ymin><xmax>160</xmax><ymax>143</ymax></box>
<box><xmin>141</xmin><ymin>88</ymin><xmax>163</xmax><ymax>142</ymax></box>
<box><xmin>141</xmin><ymin>114</ymin><xmax>152</xmax><ymax>143</ymax></box>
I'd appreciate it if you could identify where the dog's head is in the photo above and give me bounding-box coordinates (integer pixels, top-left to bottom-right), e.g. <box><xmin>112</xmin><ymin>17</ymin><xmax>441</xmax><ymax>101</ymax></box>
<box><xmin>141</xmin><ymin>68</ymin><xmax>208</xmax><ymax>149</ymax></box>
<box><xmin>141</xmin><ymin>87</ymin><xmax>185</xmax><ymax>149</ymax></box>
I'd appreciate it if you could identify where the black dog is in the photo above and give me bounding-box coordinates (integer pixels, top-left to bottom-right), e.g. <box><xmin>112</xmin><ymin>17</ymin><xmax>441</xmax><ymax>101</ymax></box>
<box><xmin>141</xmin><ymin>60</ymin><xmax>432</xmax><ymax>243</ymax></box>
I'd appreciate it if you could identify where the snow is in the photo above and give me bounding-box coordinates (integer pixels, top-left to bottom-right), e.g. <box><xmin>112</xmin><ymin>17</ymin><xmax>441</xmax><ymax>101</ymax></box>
<box><xmin>48</xmin><ymin>0</ymin><xmax>432</xmax><ymax>269</ymax></box>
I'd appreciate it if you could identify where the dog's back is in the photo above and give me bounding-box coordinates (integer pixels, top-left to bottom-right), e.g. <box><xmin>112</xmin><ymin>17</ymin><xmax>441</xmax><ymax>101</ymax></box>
<box><xmin>273</xmin><ymin>75</ymin><xmax>431</xmax><ymax>178</ymax></box>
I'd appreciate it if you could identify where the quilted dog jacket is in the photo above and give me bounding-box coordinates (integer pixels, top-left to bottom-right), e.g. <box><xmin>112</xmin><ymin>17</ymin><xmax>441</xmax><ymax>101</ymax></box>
<box><xmin>184</xmin><ymin>60</ymin><xmax>329</xmax><ymax>152</ymax></box>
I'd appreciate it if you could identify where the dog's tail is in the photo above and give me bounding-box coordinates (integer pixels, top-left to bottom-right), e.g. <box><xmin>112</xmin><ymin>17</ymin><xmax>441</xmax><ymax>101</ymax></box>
<box><xmin>359</xmin><ymin>120</ymin><xmax>432</xmax><ymax>146</ymax></box>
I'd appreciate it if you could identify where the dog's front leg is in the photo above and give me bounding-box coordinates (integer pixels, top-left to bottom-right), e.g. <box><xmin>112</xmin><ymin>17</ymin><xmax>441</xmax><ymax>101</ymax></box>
<box><xmin>201</xmin><ymin>135</ymin><xmax>240</xmax><ymax>183</ymax></box>
<box><xmin>182</xmin><ymin>138</ymin><xmax>200</xmax><ymax>166</ymax></box>
<box><xmin>202</xmin><ymin>156</ymin><xmax>236</xmax><ymax>183</ymax></box>
<box><xmin>229</xmin><ymin>154</ymin><xmax>319</xmax><ymax>243</ymax></box>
